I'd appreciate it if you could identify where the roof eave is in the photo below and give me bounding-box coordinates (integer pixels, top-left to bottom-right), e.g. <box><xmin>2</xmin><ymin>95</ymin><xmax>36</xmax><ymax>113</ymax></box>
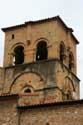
<box><xmin>1</xmin><ymin>16</ymin><xmax>80</xmax><ymax>44</ymax></box>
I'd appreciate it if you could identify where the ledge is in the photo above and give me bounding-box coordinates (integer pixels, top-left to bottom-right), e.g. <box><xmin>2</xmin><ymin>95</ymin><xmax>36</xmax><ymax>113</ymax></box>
<box><xmin>17</xmin><ymin>99</ymin><xmax>83</xmax><ymax>110</ymax></box>
<box><xmin>0</xmin><ymin>94</ymin><xmax>19</xmax><ymax>101</ymax></box>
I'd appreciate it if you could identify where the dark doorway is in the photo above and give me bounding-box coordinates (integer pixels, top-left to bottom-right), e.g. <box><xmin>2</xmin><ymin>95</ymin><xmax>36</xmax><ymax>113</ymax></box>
<box><xmin>36</xmin><ymin>41</ymin><xmax>48</xmax><ymax>61</ymax></box>
<box><xmin>14</xmin><ymin>46</ymin><xmax>24</xmax><ymax>65</ymax></box>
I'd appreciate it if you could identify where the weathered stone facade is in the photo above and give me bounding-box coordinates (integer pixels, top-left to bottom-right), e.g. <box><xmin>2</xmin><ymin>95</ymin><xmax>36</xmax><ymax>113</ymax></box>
<box><xmin>0</xmin><ymin>95</ymin><xmax>18</xmax><ymax>125</ymax></box>
<box><xmin>18</xmin><ymin>100</ymin><xmax>83</xmax><ymax>125</ymax></box>
<box><xmin>0</xmin><ymin>16</ymin><xmax>81</xmax><ymax>125</ymax></box>
<box><xmin>0</xmin><ymin>95</ymin><xmax>83</xmax><ymax>125</ymax></box>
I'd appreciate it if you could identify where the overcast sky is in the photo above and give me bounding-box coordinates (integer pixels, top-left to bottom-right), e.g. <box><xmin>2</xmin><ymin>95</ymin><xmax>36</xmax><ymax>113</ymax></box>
<box><xmin>0</xmin><ymin>0</ymin><xmax>83</xmax><ymax>98</ymax></box>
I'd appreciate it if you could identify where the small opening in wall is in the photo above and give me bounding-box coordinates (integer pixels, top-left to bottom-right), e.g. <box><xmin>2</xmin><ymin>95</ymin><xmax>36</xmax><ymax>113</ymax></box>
<box><xmin>36</xmin><ymin>41</ymin><xmax>48</xmax><ymax>61</ymax></box>
<box><xmin>12</xmin><ymin>34</ymin><xmax>14</xmax><ymax>39</ymax></box>
<box><xmin>24</xmin><ymin>88</ymin><xmax>31</xmax><ymax>93</ymax></box>
<box><xmin>66</xmin><ymin>91</ymin><xmax>72</xmax><ymax>100</ymax></box>
<box><xmin>46</xmin><ymin>122</ymin><xmax>50</xmax><ymax>125</ymax></box>
<box><xmin>60</xmin><ymin>41</ymin><xmax>65</xmax><ymax>63</ymax></box>
<box><xmin>67</xmin><ymin>93</ymin><xmax>70</xmax><ymax>100</ymax></box>
<box><xmin>69</xmin><ymin>52</ymin><xmax>74</xmax><ymax>70</ymax></box>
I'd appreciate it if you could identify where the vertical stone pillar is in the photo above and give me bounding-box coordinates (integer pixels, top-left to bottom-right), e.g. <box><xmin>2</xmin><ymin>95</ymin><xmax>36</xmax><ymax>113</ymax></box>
<box><xmin>24</xmin><ymin>24</ymin><xmax>34</xmax><ymax>63</ymax></box>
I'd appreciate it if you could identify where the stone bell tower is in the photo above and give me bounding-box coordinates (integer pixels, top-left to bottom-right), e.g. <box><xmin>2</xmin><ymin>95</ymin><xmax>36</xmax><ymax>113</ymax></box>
<box><xmin>1</xmin><ymin>16</ymin><xmax>80</xmax><ymax>105</ymax></box>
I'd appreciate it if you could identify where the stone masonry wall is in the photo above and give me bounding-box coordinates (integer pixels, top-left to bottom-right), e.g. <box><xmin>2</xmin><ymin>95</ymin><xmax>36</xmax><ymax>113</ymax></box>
<box><xmin>0</xmin><ymin>96</ymin><xmax>18</xmax><ymax>125</ymax></box>
<box><xmin>2</xmin><ymin>60</ymin><xmax>79</xmax><ymax>102</ymax></box>
<box><xmin>0</xmin><ymin>68</ymin><xmax>4</xmax><ymax>95</ymax></box>
<box><xmin>20</xmin><ymin>101</ymin><xmax>83</xmax><ymax>125</ymax></box>
<box><xmin>3</xmin><ymin>18</ymin><xmax>77</xmax><ymax>74</ymax></box>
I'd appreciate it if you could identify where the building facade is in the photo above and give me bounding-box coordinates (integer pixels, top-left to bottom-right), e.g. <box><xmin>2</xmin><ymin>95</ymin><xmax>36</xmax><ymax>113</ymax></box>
<box><xmin>0</xmin><ymin>16</ymin><xmax>82</xmax><ymax>125</ymax></box>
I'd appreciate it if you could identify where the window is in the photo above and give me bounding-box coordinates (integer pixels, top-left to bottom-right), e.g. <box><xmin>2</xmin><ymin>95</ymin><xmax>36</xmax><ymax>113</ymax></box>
<box><xmin>60</xmin><ymin>42</ymin><xmax>65</xmax><ymax>62</ymax></box>
<box><xmin>46</xmin><ymin>122</ymin><xmax>50</xmax><ymax>125</ymax></box>
<box><xmin>14</xmin><ymin>46</ymin><xmax>24</xmax><ymax>65</ymax></box>
<box><xmin>69</xmin><ymin>52</ymin><xmax>74</xmax><ymax>70</ymax></box>
<box><xmin>36</xmin><ymin>41</ymin><xmax>48</xmax><ymax>61</ymax></box>
<box><xmin>66</xmin><ymin>91</ymin><xmax>72</xmax><ymax>100</ymax></box>
<box><xmin>12</xmin><ymin>34</ymin><xmax>14</xmax><ymax>39</ymax></box>
<box><xmin>24</xmin><ymin>88</ymin><xmax>31</xmax><ymax>93</ymax></box>
<box><xmin>64</xmin><ymin>77</ymin><xmax>75</xmax><ymax>101</ymax></box>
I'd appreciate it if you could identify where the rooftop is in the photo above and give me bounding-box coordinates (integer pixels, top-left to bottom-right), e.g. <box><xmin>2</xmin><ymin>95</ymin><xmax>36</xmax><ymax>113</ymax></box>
<box><xmin>1</xmin><ymin>16</ymin><xmax>79</xmax><ymax>44</ymax></box>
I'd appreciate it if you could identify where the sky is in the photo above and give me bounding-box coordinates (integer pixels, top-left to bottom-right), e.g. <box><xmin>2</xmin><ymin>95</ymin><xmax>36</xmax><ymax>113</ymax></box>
<box><xmin>0</xmin><ymin>0</ymin><xmax>83</xmax><ymax>98</ymax></box>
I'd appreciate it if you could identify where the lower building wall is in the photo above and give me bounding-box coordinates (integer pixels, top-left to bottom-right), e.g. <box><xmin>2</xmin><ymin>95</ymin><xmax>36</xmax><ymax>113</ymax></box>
<box><xmin>0</xmin><ymin>96</ymin><xmax>83</xmax><ymax>125</ymax></box>
<box><xmin>0</xmin><ymin>98</ymin><xmax>18</xmax><ymax>125</ymax></box>
<box><xmin>20</xmin><ymin>103</ymin><xmax>83</xmax><ymax>125</ymax></box>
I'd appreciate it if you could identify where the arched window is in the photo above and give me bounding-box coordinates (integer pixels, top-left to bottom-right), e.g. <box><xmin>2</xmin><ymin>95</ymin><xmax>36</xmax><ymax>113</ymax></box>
<box><xmin>69</xmin><ymin>52</ymin><xmax>74</xmax><ymax>70</ymax></box>
<box><xmin>36</xmin><ymin>41</ymin><xmax>48</xmax><ymax>61</ymax></box>
<box><xmin>60</xmin><ymin>42</ymin><xmax>65</xmax><ymax>62</ymax></box>
<box><xmin>24</xmin><ymin>88</ymin><xmax>31</xmax><ymax>93</ymax></box>
<box><xmin>14</xmin><ymin>46</ymin><xmax>24</xmax><ymax>65</ymax></box>
<box><xmin>66</xmin><ymin>91</ymin><xmax>72</xmax><ymax>100</ymax></box>
<box><xmin>46</xmin><ymin>123</ymin><xmax>50</xmax><ymax>125</ymax></box>
<box><xmin>63</xmin><ymin>77</ymin><xmax>75</xmax><ymax>100</ymax></box>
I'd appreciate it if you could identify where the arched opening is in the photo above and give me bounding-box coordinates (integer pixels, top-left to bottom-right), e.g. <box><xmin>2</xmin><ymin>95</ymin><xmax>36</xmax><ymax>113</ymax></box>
<box><xmin>66</xmin><ymin>91</ymin><xmax>72</xmax><ymax>100</ymax></box>
<box><xmin>69</xmin><ymin>52</ymin><xmax>74</xmax><ymax>70</ymax></box>
<box><xmin>60</xmin><ymin>42</ymin><xmax>65</xmax><ymax>62</ymax></box>
<box><xmin>24</xmin><ymin>88</ymin><xmax>31</xmax><ymax>93</ymax></box>
<box><xmin>46</xmin><ymin>123</ymin><xmax>50</xmax><ymax>125</ymax></box>
<box><xmin>63</xmin><ymin>77</ymin><xmax>75</xmax><ymax>100</ymax></box>
<box><xmin>36</xmin><ymin>41</ymin><xmax>48</xmax><ymax>61</ymax></box>
<box><xmin>13</xmin><ymin>46</ymin><xmax>24</xmax><ymax>65</ymax></box>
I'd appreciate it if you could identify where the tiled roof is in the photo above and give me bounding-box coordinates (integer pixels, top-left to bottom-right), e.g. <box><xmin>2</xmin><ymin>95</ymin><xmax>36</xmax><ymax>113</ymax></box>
<box><xmin>0</xmin><ymin>94</ymin><xmax>82</xmax><ymax>109</ymax></box>
<box><xmin>17</xmin><ymin>99</ymin><xmax>83</xmax><ymax>110</ymax></box>
<box><xmin>0</xmin><ymin>94</ymin><xmax>19</xmax><ymax>101</ymax></box>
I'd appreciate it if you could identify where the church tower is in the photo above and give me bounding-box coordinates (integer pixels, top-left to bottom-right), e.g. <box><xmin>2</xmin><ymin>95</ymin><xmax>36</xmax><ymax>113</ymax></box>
<box><xmin>1</xmin><ymin>16</ymin><xmax>80</xmax><ymax>105</ymax></box>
